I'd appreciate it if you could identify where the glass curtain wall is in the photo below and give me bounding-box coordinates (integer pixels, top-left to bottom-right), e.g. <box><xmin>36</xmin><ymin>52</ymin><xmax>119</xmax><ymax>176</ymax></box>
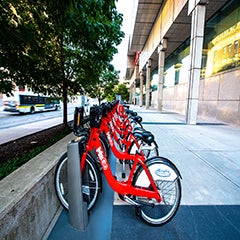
<box><xmin>164</xmin><ymin>0</ymin><xmax>240</xmax><ymax>87</ymax></box>
<box><xmin>203</xmin><ymin>0</ymin><xmax>240</xmax><ymax>77</ymax></box>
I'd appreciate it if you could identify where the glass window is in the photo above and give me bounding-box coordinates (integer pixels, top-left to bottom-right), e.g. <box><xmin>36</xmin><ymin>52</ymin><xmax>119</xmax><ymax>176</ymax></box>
<box><xmin>223</xmin><ymin>47</ymin><xmax>227</xmax><ymax>55</ymax></box>
<box><xmin>234</xmin><ymin>40</ymin><xmax>239</xmax><ymax>49</ymax></box>
<box><xmin>163</xmin><ymin>0</ymin><xmax>239</xmax><ymax>87</ymax></box>
<box><xmin>164</xmin><ymin>40</ymin><xmax>190</xmax><ymax>87</ymax></box>
<box><xmin>203</xmin><ymin>0</ymin><xmax>240</xmax><ymax>77</ymax></box>
<box><xmin>228</xmin><ymin>44</ymin><xmax>232</xmax><ymax>53</ymax></box>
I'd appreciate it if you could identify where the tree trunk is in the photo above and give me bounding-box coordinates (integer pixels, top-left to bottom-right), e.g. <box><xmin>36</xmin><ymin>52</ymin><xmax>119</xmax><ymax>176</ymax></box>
<box><xmin>63</xmin><ymin>85</ymin><xmax>68</xmax><ymax>127</ymax></box>
<box><xmin>60</xmin><ymin>33</ymin><xmax>68</xmax><ymax>127</ymax></box>
<box><xmin>98</xmin><ymin>97</ymin><xmax>101</xmax><ymax>105</ymax></box>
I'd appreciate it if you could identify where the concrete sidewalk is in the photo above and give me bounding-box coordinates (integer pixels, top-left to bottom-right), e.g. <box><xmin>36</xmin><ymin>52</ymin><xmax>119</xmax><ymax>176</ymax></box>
<box><xmin>48</xmin><ymin>106</ymin><xmax>240</xmax><ymax>240</ymax></box>
<box><xmin>130</xmin><ymin>106</ymin><xmax>240</xmax><ymax>205</ymax></box>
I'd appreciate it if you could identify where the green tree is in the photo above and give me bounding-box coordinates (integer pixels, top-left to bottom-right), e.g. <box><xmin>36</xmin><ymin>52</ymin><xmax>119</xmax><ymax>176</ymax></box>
<box><xmin>114</xmin><ymin>83</ymin><xmax>129</xmax><ymax>102</ymax></box>
<box><xmin>85</xmin><ymin>64</ymin><xmax>119</xmax><ymax>104</ymax></box>
<box><xmin>45</xmin><ymin>0</ymin><xmax>124</xmax><ymax>124</ymax></box>
<box><xmin>0</xmin><ymin>0</ymin><xmax>124</xmax><ymax>125</ymax></box>
<box><xmin>104</xmin><ymin>82</ymin><xmax>117</xmax><ymax>102</ymax></box>
<box><xmin>0</xmin><ymin>0</ymin><xmax>59</xmax><ymax>95</ymax></box>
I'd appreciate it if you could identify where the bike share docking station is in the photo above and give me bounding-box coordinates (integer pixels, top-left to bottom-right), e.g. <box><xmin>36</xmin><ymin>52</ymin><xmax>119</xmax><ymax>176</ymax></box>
<box><xmin>67</xmin><ymin>140</ymin><xmax>88</xmax><ymax>231</ymax></box>
<box><xmin>66</xmin><ymin>105</ymin><xmax>114</xmax><ymax>235</ymax></box>
<box><xmin>67</xmin><ymin>106</ymin><xmax>88</xmax><ymax>231</ymax></box>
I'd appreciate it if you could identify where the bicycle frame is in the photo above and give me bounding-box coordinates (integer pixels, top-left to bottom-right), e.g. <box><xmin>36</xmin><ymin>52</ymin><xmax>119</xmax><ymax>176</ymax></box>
<box><xmin>80</xmin><ymin>118</ymin><xmax>162</xmax><ymax>202</ymax></box>
<box><xmin>106</xmin><ymin>113</ymin><xmax>141</xmax><ymax>154</ymax></box>
<box><xmin>109</xmin><ymin>107</ymin><xmax>133</xmax><ymax>136</ymax></box>
<box><xmin>54</xmin><ymin>102</ymin><xmax>181</xmax><ymax>226</ymax></box>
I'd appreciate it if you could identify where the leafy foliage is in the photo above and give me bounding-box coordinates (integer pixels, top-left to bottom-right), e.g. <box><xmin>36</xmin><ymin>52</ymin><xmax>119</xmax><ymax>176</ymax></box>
<box><xmin>115</xmin><ymin>83</ymin><xmax>130</xmax><ymax>101</ymax></box>
<box><xmin>0</xmin><ymin>0</ymin><xmax>124</xmax><ymax>123</ymax></box>
<box><xmin>0</xmin><ymin>126</ymin><xmax>72</xmax><ymax>180</ymax></box>
<box><xmin>86</xmin><ymin>64</ymin><xmax>120</xmax><ymax>104</ymax></box>
<box><xmin>0</xmin><ymin>0</ymin><xmax>59</xmax><ymax>95</ymax></box>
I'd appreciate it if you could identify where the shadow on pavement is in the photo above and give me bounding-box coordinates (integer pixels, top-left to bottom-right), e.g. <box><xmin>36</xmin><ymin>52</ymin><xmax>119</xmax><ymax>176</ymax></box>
<box><xmin>111</xmin><ymin>205</ymin><xmax>240</xmax><ymax>240</ymax></box>
<box><xmin>142</xmin><ymin>122</ymin><xmax>186</xmax><ymax>125</ymax></box>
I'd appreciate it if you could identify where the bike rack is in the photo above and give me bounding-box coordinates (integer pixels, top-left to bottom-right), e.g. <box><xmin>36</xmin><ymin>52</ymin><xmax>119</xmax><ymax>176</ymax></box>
<box><xmin>67</xmin><ymin>140</ymin><xmax>88</xmax><ymax>231</ymax></box>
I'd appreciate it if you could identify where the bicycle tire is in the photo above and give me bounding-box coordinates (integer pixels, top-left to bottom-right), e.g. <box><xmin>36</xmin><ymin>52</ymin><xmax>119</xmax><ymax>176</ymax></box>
<box><xmin>140</xmin><ymin>139</ymin><xmax>159</xmax><ymax>158</ymax></box>
<box><xmin>132</xmin><ymin>157</ymin><xmax>181</xmax><ymax>225</ymax></box>
<box><xmin>54</xmin><ymin>152</ymin><xmax>102</xmax><ymax>211</ymax></box>
<box><xmin>128</xmin><ymin>139</ymin><xmax>159</xmax><ymax>158</ymax></box>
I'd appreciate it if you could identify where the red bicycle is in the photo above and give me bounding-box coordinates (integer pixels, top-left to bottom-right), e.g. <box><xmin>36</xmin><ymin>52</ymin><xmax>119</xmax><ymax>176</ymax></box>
<box><xmin>55</xmin><ymin>102</ymin><xmax>182</xmax><ymax>225</ymax></box>
<box><xmin>101</xmin><ymin>102</ymin><xmax>159</xmax><ymax>177</ymax></box>
<box><xmin>106</xmin><ymin>102</ymin><xmax>159</xmax><ymax>158</ymax></box>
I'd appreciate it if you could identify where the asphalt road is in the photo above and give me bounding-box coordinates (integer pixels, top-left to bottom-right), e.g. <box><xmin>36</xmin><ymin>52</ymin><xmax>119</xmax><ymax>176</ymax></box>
<box><xmin>0</xmin><ymin>103</ymin><xmax>76</xmax><ymax>145</ymax></box>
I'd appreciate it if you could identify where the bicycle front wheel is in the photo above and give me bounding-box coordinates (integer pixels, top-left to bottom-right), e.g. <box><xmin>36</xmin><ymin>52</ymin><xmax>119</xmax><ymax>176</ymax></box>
<box><xmin>132</xmin><ymin>157</ymin><xmax>181</xmax><ymax>225</ymax></box>
<box><xmin>140</xmin><ymin>140</ymin><xmax>159</xmax><ymax>158</ymax></box>
<box><xmin>129</xmin><ymin>139</ymin><xmax>159</xmax><ymax>158</ymax></box>
<box><xmin>54</xmin><ymin>152</ymin><xmax>101</xmax><ymax>211</ymax></box>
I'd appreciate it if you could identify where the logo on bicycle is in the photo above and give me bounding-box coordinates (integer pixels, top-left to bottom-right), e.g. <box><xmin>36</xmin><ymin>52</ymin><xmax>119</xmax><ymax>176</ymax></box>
<box><xmin>96</xmin><ymin>146</ymin><xmax>108</xmax><ymax>171</ymax></box>
<box><xmin>155</xmin><ymin>168</ymin><xmax>171</xmax><ymax>178</ymax></box>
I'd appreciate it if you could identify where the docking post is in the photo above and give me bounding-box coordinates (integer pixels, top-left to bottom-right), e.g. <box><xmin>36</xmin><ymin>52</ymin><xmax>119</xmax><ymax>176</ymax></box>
<box><xmin>67</xmin><ymin>140</ymin><xmax>88</xmax><ymax>231</ymax></box>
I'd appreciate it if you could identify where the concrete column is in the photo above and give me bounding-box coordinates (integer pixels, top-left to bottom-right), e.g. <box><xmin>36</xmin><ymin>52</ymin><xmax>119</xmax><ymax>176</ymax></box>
<box><xmin>129</xmin><ymin>81</ymin><xmax>136</xmax><ymax>104</ymax></box>
<box><xmin>145</xmin><ymin>59</ymin><xmax>152</xmax><ymax>109</ymax></box>
<box><xmin>139</xmin><ymin>71</ymin><xmax>144</xmax><ymax>107</ymax></box>
<box><xmin>132</xmin><ymin>64</ymin><xmax>139</xmax><ymax>104</ymax></box>
<box><xmin>157</xmin><ymin>39</ymin><xmax>167</xmax><ymax>112</ymax></box>
<box><xmin>186</xmin><ymin>4</ymin><xmax>206</xmax><ymax>124</ymax></box>
<box><xmin>132</xmin><ymin>81</ymin><xmax>136</xmax><ymax>104</ymax></box>
<box><xmin>129</xmin><ymin>84</ymin><xmax>133</xmax><ymax>104</ymax></box>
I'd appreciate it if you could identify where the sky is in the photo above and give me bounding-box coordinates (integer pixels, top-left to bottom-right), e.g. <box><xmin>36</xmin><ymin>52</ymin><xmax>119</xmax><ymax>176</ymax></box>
<box><xmin>111</xmin><ymin>0</ymin><xmax>133</xmax><ymax>78</ymax></box>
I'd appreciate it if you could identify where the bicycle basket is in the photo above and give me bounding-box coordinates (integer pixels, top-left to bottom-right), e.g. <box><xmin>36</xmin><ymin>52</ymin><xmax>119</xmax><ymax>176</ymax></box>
<box><xmin>78</xmin><ymin>136</ymin><xmax>86</xmax><ymax>154</ymax></box>
<box><xmin>73</xmin><ymin>106</ymin><xmax>84</xmax><ymax>134</ymax></box>
<box><xmin>90</xmin><ymin>106</ymin><xmax>102</xmax><ymax>128</ymax></box>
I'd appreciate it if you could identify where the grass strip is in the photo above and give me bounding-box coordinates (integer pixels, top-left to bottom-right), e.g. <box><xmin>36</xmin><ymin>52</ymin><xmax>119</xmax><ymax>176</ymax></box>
<box><xmin>0</xmin><ymin>127</ymin><xmax>71</xmax><ymax>180</ymax></box>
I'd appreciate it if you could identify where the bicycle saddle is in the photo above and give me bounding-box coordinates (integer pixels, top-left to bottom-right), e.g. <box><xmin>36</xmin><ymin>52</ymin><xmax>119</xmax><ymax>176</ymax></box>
<box><xmin>133</xmin><ymin>130</ymin><xmax>154</xmax><ymax>145</ymax></box>
<box><xmin>125</xmin><ymin>109</ymin><xmax>138</xmax><ymax>116</ymax></box>
<box><xmin>130</xmin><ymin>115</ymin><xmax>142</xmax><ymax>123</ymax></box>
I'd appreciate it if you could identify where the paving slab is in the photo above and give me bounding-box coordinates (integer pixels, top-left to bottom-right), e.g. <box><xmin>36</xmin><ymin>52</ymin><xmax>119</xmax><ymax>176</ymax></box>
<box><xmin>111</xmin><ymin>205</ymin><xmax>240</xmax><ymax>240</ymax></box>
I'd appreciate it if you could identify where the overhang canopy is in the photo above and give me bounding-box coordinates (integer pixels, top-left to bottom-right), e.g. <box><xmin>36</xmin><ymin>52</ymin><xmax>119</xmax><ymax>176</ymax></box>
<box><xmin>127</xmin><ymin>0</ymin><xmax>230</xmax><ymax>74</ymax></box>
<box><xmin>128</xmin><ymin>0</ymin><xmax>164</xmax><ymax>56</ymax></box>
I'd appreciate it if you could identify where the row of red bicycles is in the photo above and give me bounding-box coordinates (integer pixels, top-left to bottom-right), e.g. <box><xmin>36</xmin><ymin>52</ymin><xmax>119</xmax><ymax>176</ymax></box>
<box><xmin>54</xmin><ymin>101</ymin><xmax>182</xmax><ymax>225</ymax></box>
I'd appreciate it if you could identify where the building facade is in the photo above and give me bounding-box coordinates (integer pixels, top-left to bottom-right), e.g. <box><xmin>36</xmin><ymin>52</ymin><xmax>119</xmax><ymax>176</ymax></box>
<box><xmin>127</xmin><ymin>0</ymin><xmax>240</xmax><ymax>126</ymax></box>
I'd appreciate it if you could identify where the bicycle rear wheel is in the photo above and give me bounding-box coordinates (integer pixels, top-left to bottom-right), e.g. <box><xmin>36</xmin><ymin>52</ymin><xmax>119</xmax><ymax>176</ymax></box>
<box><xmin>54</xmin><ymin>152</ymin><xmax>101</xmax><ymax>211</ymax></box>
<box><xmin>132</xmin><ymin>157</ymin><xmax>181</xmax><ymax>225</ymax></box>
